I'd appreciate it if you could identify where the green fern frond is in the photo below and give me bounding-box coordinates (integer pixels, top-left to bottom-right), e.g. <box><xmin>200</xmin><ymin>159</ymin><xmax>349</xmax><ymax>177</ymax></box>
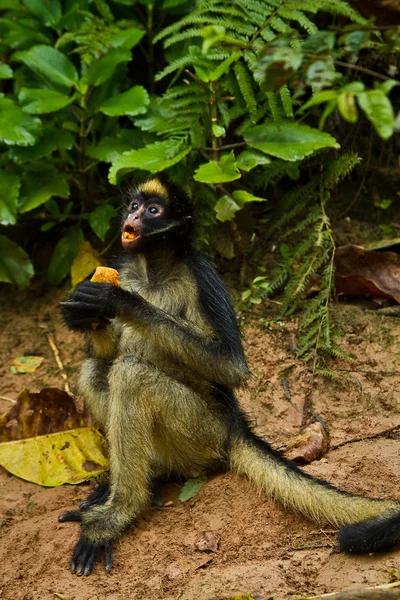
<box><xmin>164</xmin><ymin>28</ymin><xmax>203</xmax><ymax>48</ymax></box>
<box><xmin>277</xmin><ymin>8</ymin><xmax>318</xmax><ymax>34</ymax></box>
<box><xmin>234</xmin><ymin>62</ymin><xmax>257</xmax><ymax>121</ymax></box>
<box><xmin>279</xmin><ymin>85</ymin><xmax>294</xmax><ymax>118</ymax></box>
<box><xmin>266</xmin><ymin>91</ymin><xmax>282</xmax><ymax>121</ymax></box>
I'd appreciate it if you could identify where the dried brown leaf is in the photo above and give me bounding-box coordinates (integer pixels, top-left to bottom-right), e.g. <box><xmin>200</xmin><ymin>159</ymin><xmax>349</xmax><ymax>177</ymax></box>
<box><xmin>335</xmin><ymin>244</ymin><xmax>400</xmax><ymax>303</ymax></box>
<box><xmin>0</xmin><ymin>388</ymin><xmax>87</xmax><ymax>442</ymax></box>
<box><xmin>284</xmin><ymin>418</ymin><xmax>330</xmax><ymax>464</ymax></box>
<box><xmin>195</xmin><ymin>531</ymin><xmax>220</xmax><ymax>553</ymax></box>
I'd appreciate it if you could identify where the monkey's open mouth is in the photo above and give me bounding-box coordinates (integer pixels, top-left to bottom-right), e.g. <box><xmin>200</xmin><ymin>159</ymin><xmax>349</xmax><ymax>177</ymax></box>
<box><xmin>122</xmin><ymin>225</ymin><xmax>139</xmax><ymax>242</ymax></box>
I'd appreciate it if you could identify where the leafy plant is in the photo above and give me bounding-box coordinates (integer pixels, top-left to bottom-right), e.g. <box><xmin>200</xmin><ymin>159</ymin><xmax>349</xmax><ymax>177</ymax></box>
<box><xmin>0</xmin><ymin>0</ymin><xmax>399</xmax><ymax>293</ymax></box>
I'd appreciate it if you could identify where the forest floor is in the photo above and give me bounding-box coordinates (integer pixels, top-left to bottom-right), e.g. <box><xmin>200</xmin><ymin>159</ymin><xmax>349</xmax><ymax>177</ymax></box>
<box><xmin>1</xmin><ymin>287</ymin><xmax>400</xmax><ymax>600</ymax></box>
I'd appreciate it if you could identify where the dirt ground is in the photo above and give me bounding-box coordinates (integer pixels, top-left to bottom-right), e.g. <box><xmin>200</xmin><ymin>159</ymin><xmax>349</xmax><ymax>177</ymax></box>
<box><xmin>1</xmin><ymin>287</ymin><xmax>400</xmax><ymax>600</ymax></box>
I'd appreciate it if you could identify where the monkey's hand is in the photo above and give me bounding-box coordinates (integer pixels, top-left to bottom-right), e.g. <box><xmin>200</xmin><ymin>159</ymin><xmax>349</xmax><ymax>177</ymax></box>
<box><xmin>60</xmin><ymin>281</ymin><xmax>129</xmax><ymax>331</ymax></box>
<box><xmin>58</xmin><ymin>504</ymin><xmax>120</xmax><ymax>575</ymax></box>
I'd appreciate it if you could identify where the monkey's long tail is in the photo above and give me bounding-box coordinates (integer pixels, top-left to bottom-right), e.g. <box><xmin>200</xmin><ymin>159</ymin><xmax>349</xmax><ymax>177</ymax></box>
<box><xmin>230</xmin><ymin>432</ymin><xmax>400</xmax><ymax>553</ymax></box>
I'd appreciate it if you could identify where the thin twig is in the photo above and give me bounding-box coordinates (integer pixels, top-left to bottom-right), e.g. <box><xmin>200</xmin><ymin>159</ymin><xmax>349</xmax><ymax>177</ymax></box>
<box><xmin>297</xmin><ymin>580</ymin><xmax>400</xmax><ymax>600</ymax></box>
<box><xmin>0</xmin><ymin>396</ymin><xmax>16</xmax><ymax>404</ymax></box>
<box><xmin>330</xmin><ymin>424</ymin><xmax>400</xmax><ymax>450</ymax></box>
<box><xmin>46</xmin><ymin>333</ymin><xmax>72</xmax><ymax>394</ymax></box>
<box><xmin>293</xmin><ymin>542</ymin><xmax>334</xmax><ymax>551</ymax></box>
<box><xmin>341</xmin><ymin>125</ymin><xmax>373</xmax><ymax>216</ymax></box>
<box><xmin>336</xmin><ymin>368</ymin><xmax>400</xmax><ymax>376</ymax></box>
<box><xmin>204</xmin><ymin>142</ymin><xmax>246</xmax><ymax>152</ymax></box>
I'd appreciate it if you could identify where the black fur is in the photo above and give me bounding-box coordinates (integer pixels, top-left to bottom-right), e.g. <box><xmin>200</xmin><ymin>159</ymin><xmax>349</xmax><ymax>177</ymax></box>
<box><xmin>339</xmin><ymin>512</ymin><xmax>400</xmax><ymax>553</ymax></box>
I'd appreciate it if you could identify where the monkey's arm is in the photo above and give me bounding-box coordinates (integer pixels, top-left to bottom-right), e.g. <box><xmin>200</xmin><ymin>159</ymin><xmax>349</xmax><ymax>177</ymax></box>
<box><xmin>65</xmin><ymin>281</ymin><xmax>248</xmax><ymax>388</ymax></box>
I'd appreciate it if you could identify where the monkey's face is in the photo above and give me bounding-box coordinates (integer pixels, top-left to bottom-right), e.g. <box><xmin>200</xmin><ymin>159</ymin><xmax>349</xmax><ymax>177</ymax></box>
<box><xmin>122</xmin><ymin>193</ymin><xmax>168</xmax><ymax>252</ymax></box>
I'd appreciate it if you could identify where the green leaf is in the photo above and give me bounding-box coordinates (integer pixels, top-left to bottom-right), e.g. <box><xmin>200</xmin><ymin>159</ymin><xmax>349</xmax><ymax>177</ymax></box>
<box><xmin>99</xmin><ymin>85</ymin><xmax>149</xmax><ymax>116</ymax></box>
<box><xmin>357</xmin><ymin>90</ymin><xmax>395</xmax><ymax>140</ymax></box>
<box><xmin>0</xmin><ymin>64</ymin><xmax>13</xmax><ymax>79</ymax></box>
<box><xmin>9</xmin><ymin>127</ymin><xmax>73</xmax><ymax>163</ymax></box>
<box><xmin>13</xmin><ymin>45</ymin><xmax>78</xmax><ymax>91</ymax></box>
<box><xmin>19</xmin><ymin>166</ymin><xmax>70</xmax><ymax>213</ymax></box>
<box><xmin>378</xmin><ymin>79</ymin><xmax>398</xmax><ymax>95</ymax></box>
<box><xmin>244</xmin><ymin>121</ymin><xmax>340</xmax><ymax>161</ymax></box>
<box><xmin>215</xmin><ymin>190</ymin><xmax>266</xmax><ymax>222</ymax></box>
<box><xmin>0</xmin><ymin>97</ymin><xmax>41</xmax><ymax>146</ymax></box>
<box><xmin>0</xmin><ymin>235</ymin><xmax>34</xmax><ymax>289</ymax></box>
<box><xmin>337</xmin><ymin>92</ymin><xmax>358</xmax><ymax>123</ymax></box>
<box><xmin>86</xmin><ymin>136</ymin><xmax>133</xmax><ymax>163</ymax></box>
<box><xmin>18</xmin><ymin>87</ymin><xmax>73</xmax><ymax>114</ymax></box>
<box><xmin>194</xmin><ymin>152</ymin><xmax>241</xmax><ymax>184</ymax></box>
<box><xmin>109</xmin><ymin>140</ymin><xmax>191</xmax><ymax>183</ymax></box>
<box><xmin>22</xmin><ymin>0</ymin><xmax>62</xmax><ymax>27</ymax></box>
<box><xmin>47</xmin><ymin>226</ymin><xmax>85</xmax><ymax>286</ymax></box>
<box><xmin>236</xmin><ymin>149</ymin><xmax>271</xmax><ymax>172</ymax></box>
<box><xmin>212</xmin><ymin>124</ymin><xmax>225</xmax><ymax>138</ymax></box>
<box><xmin>89</xmin><ymin>204</ymin><xmax>118</xmax><ymax>241</ymax></box>
<box><xmin>178</xmin><ymin>476</ymin><xmax>207</xmax><ymax>502</ymax></box>
<box><xmin>0</xmin><ymin>171</ymin><xmax>21</xmax><ymax>225</ymax></box>
<box><xmin>86</xmin><ymin>48</ymin><xmax>132</xmax><ymax>87</ymax></box>
<box><xmin>300</xmin><ymin>90</ymin><xmax>339</xmax><ymax>112</ymax></box>
<box><xmin>109</xmin><ymin>27</ymin><xmax>144</xmax><ymax>50</ymax></box>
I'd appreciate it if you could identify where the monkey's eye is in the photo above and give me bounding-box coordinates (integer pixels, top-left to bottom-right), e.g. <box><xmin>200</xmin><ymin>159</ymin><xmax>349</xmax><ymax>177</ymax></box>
<box><xmin>148</xmin><ymin>206</ymin><xmax>159</xmax><ymax>215</ymax></box>
<box><xmin>130</xmin><ymin>202</ymin><xmax>139</xmax><ymax>211</ymax></box>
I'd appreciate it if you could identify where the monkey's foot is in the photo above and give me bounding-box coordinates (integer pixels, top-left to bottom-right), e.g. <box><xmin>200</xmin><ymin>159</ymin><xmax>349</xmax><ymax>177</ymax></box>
<box><xmin>58</xmin><ymin>511</ymin><xmax>113</xmax><ymax>575</ymax></box>
<box><xmin>79</xmin><ymin>482</ymin><xmax>110</xmax><ymax>511</ymax></box>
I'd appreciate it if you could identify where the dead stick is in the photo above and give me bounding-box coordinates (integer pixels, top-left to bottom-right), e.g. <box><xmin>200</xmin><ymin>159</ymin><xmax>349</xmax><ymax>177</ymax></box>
<box><xmin>331</xmin><ymin>424</ymin><xmax>400</xmax><ymax>450</ymax></box>
<box><xmin>46</xmin><ymin>333</ymin><xmax>72</xmax><ymax>394</ymax></box>
<box><xmin>297</xmin><ymin>580</ymin><xmax>400</xmax><ymax>600</ymax></box>
<box><xmin>0</xmin><ymin>395</ymin><xmax>16</xmax><ymax>404</ymax></box>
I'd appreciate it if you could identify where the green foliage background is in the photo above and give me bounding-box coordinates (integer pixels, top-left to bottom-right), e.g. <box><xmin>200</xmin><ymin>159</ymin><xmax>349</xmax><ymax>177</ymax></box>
<box><xmin>0</xmin><ymin>0</ymin><xmax>399</xmax><ymax>371</ymax></box>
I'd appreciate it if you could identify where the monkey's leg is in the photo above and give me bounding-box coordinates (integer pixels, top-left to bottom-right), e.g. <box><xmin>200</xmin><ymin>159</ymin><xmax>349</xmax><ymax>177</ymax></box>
<box><xmin>79</xmin><ymin>482</ymin><xmax>111</xmax><ymax>511</ymax></box>
<box><xmin>59</xmin><ymin>356</ymin><xmax>225</xmax><ymax>575</ymax></box>
<box><xmin>78</xmin><ymin>358</ymin><xmax>110</xmax><ymax>429</ymax></box>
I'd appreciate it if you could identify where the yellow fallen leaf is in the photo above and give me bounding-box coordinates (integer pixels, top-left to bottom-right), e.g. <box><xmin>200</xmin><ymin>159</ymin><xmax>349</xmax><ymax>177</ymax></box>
<box><xmin>10</xmin><ymin>355</ymin><xmax>44</xmax><ymax>374</ymax></box>
<box><xmin>0</xmin><ymin>427</ymin><xmax>108</xmax><ymax>486</ymax></box>
<box><xmin>71</xmin><ymin>241</ymin><xmax>102</xmax><ymax>288</ymax></box>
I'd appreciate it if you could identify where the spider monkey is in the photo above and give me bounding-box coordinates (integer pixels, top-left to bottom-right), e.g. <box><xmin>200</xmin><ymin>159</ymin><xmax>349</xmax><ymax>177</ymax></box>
<box><xmin>60</xmin><ymin>177</ymin><xmax>400</xmax><ymax>576</ymax></box>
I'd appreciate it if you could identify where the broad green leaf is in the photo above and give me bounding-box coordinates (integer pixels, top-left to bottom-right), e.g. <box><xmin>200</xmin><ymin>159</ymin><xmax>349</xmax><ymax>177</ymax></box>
<box><xmin>179</xmin><ymin>476</ymin><xmax>207</xmax><ymax>502</ymax></box>
<box><xmin>212</xmin><ymin>124</ymin><xmax>225</xmax><ymax>138</ymax></box>
<box><xmin>70</xmin><ymin>241</ymin><xmax>102</xmax><ymax>287</ymax></box>
<box><xmin>209</xmin><ymin>50</ymin><xmax>241</xmax><ymax>81</ymax></box>
<box><xmin>9</xmin><ymin>127</ymin><xmax>73</xmax><ymax>163</ymax></box>
<box><xmin>215</xmin><ymin>190</ymin><xmax>266</xmax><ymax>222</ymax></box>
<box><xmin>47</xmin><ymin>226</ymin><xmax>85</xmax><ymax>285</ymax></box>
<box><xmin>302</xmin><ymin>31</ymin><xmax>335</xmax><ymax>54</ymax></box>
<box><xmin>19</xmin><ymin>167</ymin><xmax>69</xmax><ymax>213</ymax></box>
<box><xmin>337</xmin><ymin>92</ymin><xmax>358</xmax><ymax>123</ymax></box>
<box><xmin>378</xmin><ymin>79</ymin><xmax>398</xmax><ymax>95</ymax></box>
<box><xmin>109</xmin><ymin>140</ymin><xmax>191</xmax><ymax>183</ymax></box>
<box><xmin>244</xmin><ymin>121</ymin><xmax>340</xmax><ymax>161</ymax></box>
<box><xmin>306</xmin><ymin>59</ymin><xmax>340</xmax><ymax>91</ymax></box>
<box><xmin>0</xmin><ymin>97</ymin><xmax>41</xmax><ymax>146</ymax></box>
<box><xmin>236</xmin><ymin>149</ymin><xmax>271</xmax><ymax>172</ymax></box>
<box><xmin>0</xmin><ymin>171</ymin><xmax>20</xmax><ymax>225</ymax></box>
<box><xmin>89</xmin><ymin>204</ymin><xmax>118</xmax><ymax>241</ymax></box>
<box><xmin>87</xmin><ymin>136</ymin><xmax>132</xmax><ymax>162</ymax></box>
<box><xmin>86</xmin><ymin>48</ymin><xmax>132</xmax><ymax>87</ymax></box>
<box><xmin>357</xmin><ymin>90</ymin><xmax>395</xmax><ymax>140</ymax></box>
<box><xmin>341</xmin><ymin>82</ymin><xmax>365</xmax><ymax>94</ymax></box>
<box><xmin>0</xmin><ymin>427</ymin><xmax>108</xmax><ymax>486</ymax></box>
<box><xmin>10</xmin><ymin>355</ymin><xmax>44</xmax><ymax>374</ymax></box>
<box><xmin>0</xmin><ymin>235</ymin><xmax>34</xmax><ymax>289</ymax></box>
<box><xmin>22</xmin><ymin>0</ymin><xmax>62</xmax><ymax>27</ymax></box>
<box><xmin>300</xmin><ymin>90</ymin><xmax>339</xmax><ymax>112</ymax></box>
<box><xmin>194</xmin><ymin>152</ymin><xmax>241</xmax><ymax>183</ymax></box>
<box><xmin>0</xmin><ymin>64</ymin><xmax>12</xmax><ymax>79</ymax></box>
<box><xmin>99</xmin><ymin>85</ymin><xmax>150</xmax><ymax>116</ymax></box>
<box><xmin>13</xmin><ymin>45</ymin><xmax>78</xmax><ymax>91</ymax></box>
<box><xmin>18</xmin><ymin>87</ymin><xmax>73</xmax><ymax>114</ymax></box>
<box><xmin>109</xmin><ymin>27</ymin><xmax>144</xmax><ymax>49</ymax></box>
<box><xmin>1</xmin><ymin>18</ymin><xmax>51</xmax><ymax>49</ymax></box>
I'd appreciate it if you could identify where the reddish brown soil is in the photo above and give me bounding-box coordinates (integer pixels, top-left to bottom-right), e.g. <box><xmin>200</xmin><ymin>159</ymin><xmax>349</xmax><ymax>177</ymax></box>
<box><xmin>1</xmin><ymin>288</ymin><xmax>400</xmax><ymax>600</ymax></box>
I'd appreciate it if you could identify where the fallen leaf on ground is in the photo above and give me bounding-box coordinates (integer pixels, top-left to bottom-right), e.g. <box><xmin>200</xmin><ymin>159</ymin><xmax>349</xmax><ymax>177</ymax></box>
<box><xmin>179</xmin><ymin>475</ymin><xmax>207</xmax><ymax>502</ymax></box>
<box><xmin>0</xmin><ymin>427</ymin><xmax>108</xmax><ymax>486</ymax></box>
<box><xmin>195</xmin><ymin>531</ymin><xmax>220</xmax><ymax>553</ymax></box>
<box><xmin>335</xmin><ymin>244</ymin><xmax>400</xmax><ymax>303</ymax></box>
<box><xmin>283</xmin><ymin>417</ymin><xmax>330</xmax><ymax>463</ymax></box>
<box><xmin>71</xmin><ymin>241</ymin><xmax>102</xmax><ymax>288</ymax></box>
<box><xmin>0</xmin><ymin>388</ymin><xmax>108</xmax><ymax>486</ymax></box>
<box><xmin>0</xmin><ymin>388</ymin><xmax>86</xmax><ymax>441</ymax></box>
<box><xmin>10</xmin><ymin>355</ymin><xmax>44</xmax><ymax>374</ymax></box>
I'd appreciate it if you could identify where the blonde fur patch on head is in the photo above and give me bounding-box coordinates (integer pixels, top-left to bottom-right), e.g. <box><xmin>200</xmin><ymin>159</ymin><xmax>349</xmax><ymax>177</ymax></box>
<box><xmin>139</xmin><ymin>179</ymin><xmax>168</xmax><ymax>200</ymax></box>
